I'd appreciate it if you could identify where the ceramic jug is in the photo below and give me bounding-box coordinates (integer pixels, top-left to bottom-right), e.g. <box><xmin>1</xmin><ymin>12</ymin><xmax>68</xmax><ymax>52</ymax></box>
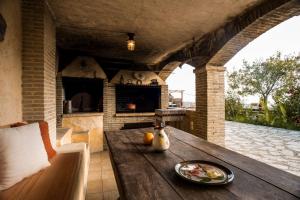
<box><xmin>152</xmin><ymin>124</ymin><xmax>170</xmax><ymax>151</ymax></box>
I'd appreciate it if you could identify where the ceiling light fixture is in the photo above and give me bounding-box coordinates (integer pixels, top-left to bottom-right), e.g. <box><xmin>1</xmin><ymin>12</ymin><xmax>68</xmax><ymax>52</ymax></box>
<box><xmin>127</xmin><ymin>33</ymin><xmax>135</xmax><ymax>51</ymax></box>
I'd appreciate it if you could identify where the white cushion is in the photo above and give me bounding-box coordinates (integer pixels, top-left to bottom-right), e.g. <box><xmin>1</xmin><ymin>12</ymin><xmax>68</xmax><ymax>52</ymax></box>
<box><xmin>0</xmin><ymin>123</ymin><xmax>50</xmax><ymax>190</ymax></box>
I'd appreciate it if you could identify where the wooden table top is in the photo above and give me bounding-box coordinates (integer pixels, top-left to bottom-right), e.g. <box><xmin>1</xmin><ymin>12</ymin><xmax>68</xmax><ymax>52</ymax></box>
<box><xmin>105</xmin><ymin>127</ymin><xmax>300</xmax><ymax>200</ymax></box>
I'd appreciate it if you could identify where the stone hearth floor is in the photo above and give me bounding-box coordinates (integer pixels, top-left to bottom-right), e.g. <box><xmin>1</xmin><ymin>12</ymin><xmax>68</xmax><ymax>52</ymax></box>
<box><xmin>86</xmin><ymin>152</ymin><xmax>119</xmax><ymax>200</ymax></box>
<box><xmin>225</xmin><ymin>121</ymin><xmax>300</xmax><ymax>176</ymax></box>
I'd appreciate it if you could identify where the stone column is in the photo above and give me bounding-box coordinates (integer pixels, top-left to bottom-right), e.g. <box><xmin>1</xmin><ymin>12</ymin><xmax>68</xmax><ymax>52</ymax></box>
<box><xmin>103</xmin><ymin>79</ymin><xmax>115</xmax><ymax>132</ymax></box>
<box><xmin>56</xmin><ymin>73</ymin><xmax>64</xmax><ymax>128</ymax></box>
<box><xmin>160</xmin><ymin>85</ymin><xmax>169</xmax><ymax>109</ymax></box>
<box><xmin>195</xmin><ymin>65</ymin><xmax>225</xmax><ymax>146</ymax></box>
<box><xmin>22</xmin><ymin>0</ymin><xmax>56</xmax><ymax>147</ymax></box>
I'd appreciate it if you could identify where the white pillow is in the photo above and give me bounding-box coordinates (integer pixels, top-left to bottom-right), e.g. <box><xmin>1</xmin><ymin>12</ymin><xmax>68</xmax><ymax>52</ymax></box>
<box><xmin>0</xmin><ymin>123</ymin><xmax>50</xmax><ymax>190</ymax></box>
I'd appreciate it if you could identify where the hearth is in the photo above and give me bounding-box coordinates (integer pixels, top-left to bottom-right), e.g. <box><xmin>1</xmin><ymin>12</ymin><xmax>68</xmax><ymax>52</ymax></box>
<box><xmin>116</xmin><ymin>84</ymin><xmax>161</xmax><ymax>113</ymax></box>
<box><xmin>62</xmin><ymin>77</ymin><xmax>103</xmax><ymax>112</ymax></box>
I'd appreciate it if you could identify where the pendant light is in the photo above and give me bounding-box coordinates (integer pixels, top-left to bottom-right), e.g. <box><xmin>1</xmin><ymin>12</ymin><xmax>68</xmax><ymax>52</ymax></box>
<box><xmin>127</xmin><ymin>33</ymin><xmax>135</xmax><ymax>51</ymax></box>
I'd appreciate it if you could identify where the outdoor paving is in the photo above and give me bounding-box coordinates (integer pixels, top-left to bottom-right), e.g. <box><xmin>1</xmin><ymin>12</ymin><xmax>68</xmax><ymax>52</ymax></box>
<box><xmin>225</xmin><ymin>121</ymin><xmax>300</xmax><ymax>176</ymax></box>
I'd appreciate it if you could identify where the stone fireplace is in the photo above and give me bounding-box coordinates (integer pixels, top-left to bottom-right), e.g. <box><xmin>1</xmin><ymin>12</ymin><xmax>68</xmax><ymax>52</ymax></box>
<box><xmin>115</xmin><ymin>84</ymin><xmax>161</xmax><ymax>113</ymax></box>
<box><xmin>103</xmin><ymin>70</ymin><xmax>169</xmax><ymax>131</ymax></box>
<box><xmin>57</xmin><ymin>56</ymin><xmax>107</xmax><ymax>152</ymax></box>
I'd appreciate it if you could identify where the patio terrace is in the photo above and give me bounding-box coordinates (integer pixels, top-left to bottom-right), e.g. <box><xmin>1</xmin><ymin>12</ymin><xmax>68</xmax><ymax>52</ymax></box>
<box><xmin>1</xmin><ymin>0</ymin><xmax>300</xmax><ymax>199</ymax></box>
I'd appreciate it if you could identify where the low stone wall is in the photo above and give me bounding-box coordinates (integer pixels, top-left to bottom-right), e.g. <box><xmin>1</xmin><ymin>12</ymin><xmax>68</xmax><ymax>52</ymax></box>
<box><xmin>169</xmin><ymin>109</ymin><xmax>197</xmax><ymax>135</ymax></box>
<box><xmin>62</xmin><ymin>113</ymin><xmax>104</xmax><ymax>152</ymax></box>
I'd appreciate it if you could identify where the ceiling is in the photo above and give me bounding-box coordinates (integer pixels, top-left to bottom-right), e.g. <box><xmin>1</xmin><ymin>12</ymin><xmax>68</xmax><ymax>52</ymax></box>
<box><xmin>48</xmin><ymin>0</ymin><xmax>262</xmax><ymax>67</ymax></box>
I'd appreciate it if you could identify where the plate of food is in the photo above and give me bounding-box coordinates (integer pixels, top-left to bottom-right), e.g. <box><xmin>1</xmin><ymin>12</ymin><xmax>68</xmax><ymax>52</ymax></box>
<box><xmin>174</xmin><ymin>160</ymin><xmax>234</xmax><ymax>185</ymax></box>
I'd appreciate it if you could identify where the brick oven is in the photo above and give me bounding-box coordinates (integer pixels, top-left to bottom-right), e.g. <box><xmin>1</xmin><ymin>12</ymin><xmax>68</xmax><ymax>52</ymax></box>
<box><xmin>115</xmin><ymin>84</ymin><xmax>161</xmax><ymax>113</ymax></box>
<box><xmin>57</xmin><ymin>58</ymin><xmax>169</xmax><ymax>138</ymax></box>
<box><xmin>58</xmin><ymin>56</ymin><xmax>106</xmax><ymax>114</ymax></box>
<box><xmin>103</xmin><ymin>70</ymin><xmax>169</xmax><ymax>131</ymax></box>
<box><xmin>62</xmin><ymin>77</ymin><xmax>103</xmax><ymax>112</ymax></box>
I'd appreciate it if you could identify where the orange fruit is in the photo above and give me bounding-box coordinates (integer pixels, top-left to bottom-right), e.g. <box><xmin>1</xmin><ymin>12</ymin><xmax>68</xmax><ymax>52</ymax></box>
<box><xmin>144</xmin><ymin>132</ymin><xmax>154</xmax><ymax>145</ymax></box>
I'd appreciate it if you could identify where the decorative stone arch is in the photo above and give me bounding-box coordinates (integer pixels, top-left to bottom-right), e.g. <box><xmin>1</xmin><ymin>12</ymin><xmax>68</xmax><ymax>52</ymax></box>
<box><xmin>157</xmin><ymin>57</ymin><xmax>203</xmax><ymax>81</ymax></box>
<box><xmin>155</xmin><ymin>0</ymin><xmax>300</xmax><ymax>72</ymax></box>
<box><xmin>158</xmin><ymin>61</ymin><xmax>182</xmax><ymax>81</ymax></box>
<box><xmin>208</xmin><ymin>1</ymin><xmax>300</xmax><ymax>67</ymax></box>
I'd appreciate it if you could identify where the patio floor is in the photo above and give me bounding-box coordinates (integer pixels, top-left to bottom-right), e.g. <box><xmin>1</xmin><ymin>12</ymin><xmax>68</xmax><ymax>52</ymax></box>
<box><xmin>225</xmin><ymin>121</ymin><xmax>300</xmax><ymax>176</ymax></box>
<box><xmin>86</xmin><ymin>152</ymin><xmax>119</xmax><ymax>200</ymax></box>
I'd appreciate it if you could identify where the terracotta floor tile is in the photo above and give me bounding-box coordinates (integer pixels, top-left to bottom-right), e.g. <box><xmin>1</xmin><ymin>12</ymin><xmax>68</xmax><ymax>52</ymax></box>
<box><xmin>101</xmin><ymin>161</ymin><xmax>113</xmax><ymax>171</ymax></box>
<box><xmin>86</xmin><ymin>192</ymin><xmax>104</xmax><ymax>200</ymax></box>
<box><xmin>87</xmin><ymin>179</ymin><xmax>103</xmax><ymax>194</ymax></box>
<box><xmin>101</xmin><ymin>170</ymin><xmax>115</xmax><ymax>180</ymax></box>
<box><xmin>102</xmin><ymin>178</ymin><xmax>118</xmax><ymax>192</ymax></box>
<box><xmin>88</xmin><ymin>170</ymin><xmax>102</xmax><ymax>181</ymax></box>
<box><xmin>103</xmin><ymin>190</ymin><xmax>119</xmax><ymax>200</ymax></box>
<box><xmin>87</xmin><ymin>151</ymin><xmax>118</xmax><ymax>199</ymax></box>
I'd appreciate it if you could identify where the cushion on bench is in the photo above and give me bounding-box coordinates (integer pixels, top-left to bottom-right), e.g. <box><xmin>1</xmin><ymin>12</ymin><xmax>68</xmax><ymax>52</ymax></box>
<box><xmin>0</xmin><ymin>152</ymin><xmax>82</xmax><ymax>200</ymax></box>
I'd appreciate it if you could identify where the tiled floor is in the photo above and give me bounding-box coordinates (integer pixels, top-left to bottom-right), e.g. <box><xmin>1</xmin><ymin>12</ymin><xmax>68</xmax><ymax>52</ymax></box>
<box><xmin>86</xmin><ymin>151</ymin><xmax>119</xmax><ymax>200</ymax></box>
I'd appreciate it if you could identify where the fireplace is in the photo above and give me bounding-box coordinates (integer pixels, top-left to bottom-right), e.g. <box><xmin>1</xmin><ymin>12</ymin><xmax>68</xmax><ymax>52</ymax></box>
<box><xmin>116</xmin><ymin>84</ymin><xmax>161</xmax><ymax>113</ymax></box>
<box><xmin>63</xmin><ymin>77</ymin><xmax>103</xmax><ymax>112</ymax></box>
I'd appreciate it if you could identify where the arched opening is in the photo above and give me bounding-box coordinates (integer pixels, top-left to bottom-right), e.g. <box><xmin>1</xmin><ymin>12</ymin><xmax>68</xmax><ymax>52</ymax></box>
<box><xmin>166</xmin><ymin>64</ymin><xmax>195</xmax><ymax>109</ymax></box>
<box><xmin>223</xmin><ymin>16</ymin><xmax>300</xmax><ymax>176</ymax></box>
<box><xmin>165</xmin><ymin>15</ymin><xmax>300</xmax><ymax>176</ymax></box>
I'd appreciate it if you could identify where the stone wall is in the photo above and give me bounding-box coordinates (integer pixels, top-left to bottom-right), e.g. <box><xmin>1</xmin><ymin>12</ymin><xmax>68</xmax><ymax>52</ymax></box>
<box><xmin>0</xmin><ymin>0</ymin><xmax>23</xmax><ymax>126</ymax></box>
<box><xmin>22</xmin><ymin>0</ymin><xmax>57</xmax><ymax>146</ymax></box>
<box><xmin>103</xmin><ymin>79</ymin><xmax>169</xmax><ymax>131</ymax></box>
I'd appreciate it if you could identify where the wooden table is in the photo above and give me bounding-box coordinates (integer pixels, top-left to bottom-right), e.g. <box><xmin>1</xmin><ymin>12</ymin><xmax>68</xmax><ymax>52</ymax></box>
<box><xmin>105</xmin><ymin>127</ymin><xmax>300</xmax><ymax>200</ymax></box>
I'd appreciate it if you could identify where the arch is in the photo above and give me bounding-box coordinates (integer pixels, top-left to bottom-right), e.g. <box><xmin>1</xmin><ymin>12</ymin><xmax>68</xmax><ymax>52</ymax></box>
<box><xmin>208</xmin><ymin>1</ymin><xmax>300</xmax><ymax>66</ymax></box>
<box><xmin>155</xmin><ymin>0</ymin><xmax>300</xmax><ymax>72</ymax></box>
<box><xmin>158</xmin><ymin>61</ymin><xmax>182</xmax><ymax>81</ymax></box>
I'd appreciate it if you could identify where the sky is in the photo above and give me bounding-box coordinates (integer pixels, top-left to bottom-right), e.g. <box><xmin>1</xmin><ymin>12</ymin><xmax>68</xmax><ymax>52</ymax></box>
<box><xmin>166</xmin><ymin>16</ymin><xmax>300</xmax><ymax>103</ymax></box>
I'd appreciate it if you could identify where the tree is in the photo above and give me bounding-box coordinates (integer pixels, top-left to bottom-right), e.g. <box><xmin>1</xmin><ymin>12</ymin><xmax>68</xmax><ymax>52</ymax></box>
<box><xmin>228</xmin><ymin>52</ymin><xmax>300</xmax><ymax>124</ymax></box>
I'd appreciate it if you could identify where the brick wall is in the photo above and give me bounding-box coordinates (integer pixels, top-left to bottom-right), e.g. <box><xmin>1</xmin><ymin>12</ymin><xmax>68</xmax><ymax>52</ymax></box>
<box><xmin>22</xmin><ymin>0</ymin><xmax>44</xmax><ymax>121</ymax></box>
<box><xmin>103</xmin><ymin>79</ymin><xmax>169</xmax><ymax>131</ymax></box>
<box><xmin>195</xmin><ymin>65</ymin><xmax>225</xmax><ymax>146</ymax></box>
<box><xmin>22</xmin><ymin>0</ymin><xmax>57</xmax><ymax>146</ymax></box>
<box><xmin>44</xmin><ymin>6</ymin><xmax>56</xmax><ymax>141</ymax></box>
<box><xmin>161</xmin><ymin>85</ymin><xmax>169</xmax><ymax>109</ymax></box>
<box><xmin>56</xmin><ymin>73</ymin><xmax>63</xmax><ymax>127</ymax></box>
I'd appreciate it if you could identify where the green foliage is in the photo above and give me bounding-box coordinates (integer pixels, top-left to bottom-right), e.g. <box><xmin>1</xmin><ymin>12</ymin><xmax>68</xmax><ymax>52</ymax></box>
<box><xmin>227</xmin><ymin>52</ymin><xmax>300</xmax><ymax>130</ymax></box>
<box><xmin>225</xmin><ymin>91</ymin><xmax>243</xmax><ymax>120</ymax></box>
<box><xmin>275</xmin><ymin>87</ymin><xmax>300</xmax><ymax>125</ymax></box>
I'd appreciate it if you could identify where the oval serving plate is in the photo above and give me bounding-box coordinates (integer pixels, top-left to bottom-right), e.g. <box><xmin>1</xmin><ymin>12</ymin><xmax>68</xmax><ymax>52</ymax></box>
<box><xmin>175</xmin><ymin>160</ymin><xmax>234</xmax><ymax>185</ymax></box>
